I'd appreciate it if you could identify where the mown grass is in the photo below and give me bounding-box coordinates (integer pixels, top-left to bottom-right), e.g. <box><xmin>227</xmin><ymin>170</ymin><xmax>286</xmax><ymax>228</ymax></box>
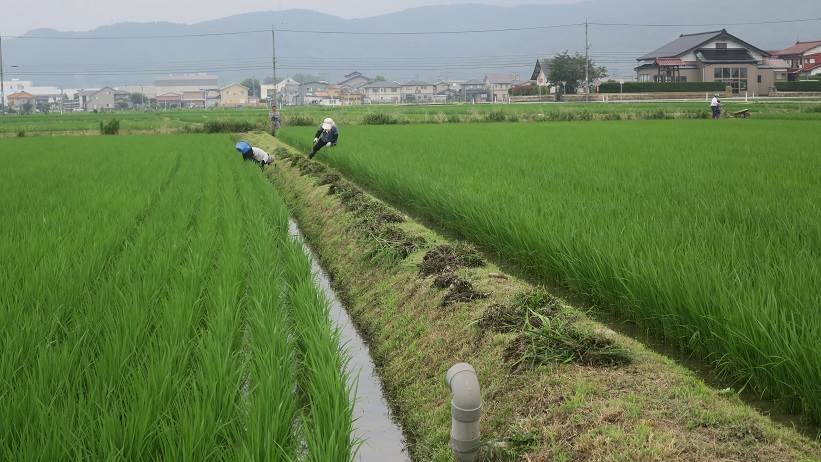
<box><xmin>0</xmin><ymin>135</ymin><xmax>355</xmax><ymax>459</ymax></box>
<box><xmin>278</xmin><ymin>120</ymin><xmax>821</xmax><ymax>424</ymax></box>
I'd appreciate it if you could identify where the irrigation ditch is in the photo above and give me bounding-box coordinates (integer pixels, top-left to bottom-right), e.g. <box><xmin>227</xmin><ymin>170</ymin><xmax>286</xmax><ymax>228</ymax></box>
<box><xmin>288</xmin><ymin>219</ymin><xmax>410</xmax><ymax>461</ymax></box>
<box><xmin>246</xmin><ymin>131</ymin><xmax>821</xmax><ymax>461</ymax></box>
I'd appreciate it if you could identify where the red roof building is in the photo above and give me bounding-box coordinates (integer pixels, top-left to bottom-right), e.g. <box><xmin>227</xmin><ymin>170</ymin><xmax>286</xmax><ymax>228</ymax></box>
<box><xmin>772</xmin><ymin>40</ymin><xmax>821</xmax><ymax>79</ymax></box>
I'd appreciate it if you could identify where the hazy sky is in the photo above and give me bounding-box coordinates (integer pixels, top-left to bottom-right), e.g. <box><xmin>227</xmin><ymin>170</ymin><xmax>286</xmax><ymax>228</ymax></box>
<box><xmin>0</xmin><ymin>0</ymin><xmax>580</xmax><ymax>36</ymax></box>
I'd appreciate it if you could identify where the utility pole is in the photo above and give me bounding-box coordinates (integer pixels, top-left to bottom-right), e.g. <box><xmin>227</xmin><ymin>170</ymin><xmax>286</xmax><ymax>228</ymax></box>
<box><xmin>271</xmin><ymin>28</ymin><xmax>277</xmax><ymax>109</ymax></box>
<box><xmin>584</xmin><ymin>19</ymin><xmax>590</xmax><ymax>102</ymax></box>
<box><xmin>1</xmin><ymin>34</ymin><xmax>5</xmax><ymax>115</ymax></box>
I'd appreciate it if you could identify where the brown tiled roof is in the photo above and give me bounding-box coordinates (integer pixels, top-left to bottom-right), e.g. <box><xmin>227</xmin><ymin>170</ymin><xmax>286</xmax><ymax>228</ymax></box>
<box><xmin>773</xmin><ymin>41</ymin><xmax>821</xmax><ymax>57</ymax></box>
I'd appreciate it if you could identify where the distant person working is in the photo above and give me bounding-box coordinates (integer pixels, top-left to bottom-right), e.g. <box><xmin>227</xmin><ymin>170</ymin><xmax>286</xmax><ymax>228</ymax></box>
<box><xmin>269</xmin><ymin>106</ymin><xmax>281</xmax><ymax>137</ymax></box>
<box><xmin>235</xmin><ymin>140</ymin><xmax>274</xmax><ymax>167</ymax></box>
<box><xmin>711</xmin><ymin>94</ymin><xmax>721</xmax><ymax>120</ymax></box>
<box><xmin>308</xmin><ymin>118</ymin><xmax>339</xmax><ymax>159</ymax></box>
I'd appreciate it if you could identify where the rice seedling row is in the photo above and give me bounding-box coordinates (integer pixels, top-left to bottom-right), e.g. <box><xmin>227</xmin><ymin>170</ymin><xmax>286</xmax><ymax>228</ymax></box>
<box><xmin>278</xmin><ymin>119</ymin><xmax>821</xmax><ymax>423</ymax></box>
<box><xmin>0</xmin><ymin>135</ymin><xmax>355</xmax><ymax>460</ymax></box>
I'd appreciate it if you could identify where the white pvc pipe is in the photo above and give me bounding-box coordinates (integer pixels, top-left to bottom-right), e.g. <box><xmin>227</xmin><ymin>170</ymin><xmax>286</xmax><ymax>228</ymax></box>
<box><xmin>445</xmin><ymin>363</ymin><xmax>482</xmax><ymax>462</ymax></box>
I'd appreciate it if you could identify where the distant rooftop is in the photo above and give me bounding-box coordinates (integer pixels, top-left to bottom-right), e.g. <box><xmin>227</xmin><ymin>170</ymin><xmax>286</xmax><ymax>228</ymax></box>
<box><xmin>772</xmin><ymin>40</ymin><xmax>821</xmax><ymax>57</ymax></box>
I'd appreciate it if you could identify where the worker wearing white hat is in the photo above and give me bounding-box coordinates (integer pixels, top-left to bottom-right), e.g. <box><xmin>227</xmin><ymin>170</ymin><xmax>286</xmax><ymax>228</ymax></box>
<box><xmin>309</xmin><ymin>117</ymin><xmax>339</xmax><ymax>159</ymax></box>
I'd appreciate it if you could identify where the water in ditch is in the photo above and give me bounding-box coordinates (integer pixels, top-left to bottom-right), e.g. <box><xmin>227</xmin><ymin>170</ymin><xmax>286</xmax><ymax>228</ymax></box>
<box><xmin>289</xmin><ymin>220</ymin><xmax>410</xmax><ymax>462</ymax></box>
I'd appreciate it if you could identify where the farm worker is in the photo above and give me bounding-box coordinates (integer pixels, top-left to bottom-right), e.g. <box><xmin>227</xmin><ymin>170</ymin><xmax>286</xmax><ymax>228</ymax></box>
<box><xmin>269</xmin><ymin>106</ymin><xmax>281</xmax><ymax>137</ymax></box>
<box><xmin>711</xmin><ymin>94</ymin><xmax>721</xmax><ymax>119</ymax></box>
<box><xmin>235</xmin><ymin>140</ymin><xmax>274</xmax><ymax>167</ymax></box>
<box><xmin>308</xmin><ymin>118</ymin><xmax>339</xmax><ymax>159</ymax></box>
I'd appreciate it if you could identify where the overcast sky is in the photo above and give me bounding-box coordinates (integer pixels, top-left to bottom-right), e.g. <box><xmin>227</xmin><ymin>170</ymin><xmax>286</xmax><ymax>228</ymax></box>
<box><xmin>0</xmin><ymin>0</ymin><xmax>580</xmax><ymax>36</ymax></box>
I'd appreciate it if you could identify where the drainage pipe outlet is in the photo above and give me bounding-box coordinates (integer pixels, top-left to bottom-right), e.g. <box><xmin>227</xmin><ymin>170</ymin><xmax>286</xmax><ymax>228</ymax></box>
<box><xmin>445</xmin><ymin>363</ymin><xmax>482</xmax><ymax>462</ymax></box>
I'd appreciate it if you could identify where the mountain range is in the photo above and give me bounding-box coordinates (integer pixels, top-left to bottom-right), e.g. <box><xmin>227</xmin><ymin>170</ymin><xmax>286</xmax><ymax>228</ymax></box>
<box><xmin>4</xmin><ymin>0</ymin><xmax>821</xmax><ymax>88</ymax></box>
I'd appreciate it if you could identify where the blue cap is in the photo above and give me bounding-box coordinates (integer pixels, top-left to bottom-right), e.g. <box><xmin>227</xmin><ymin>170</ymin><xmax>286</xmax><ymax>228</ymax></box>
<box><xmin>235</xmin><ymin>141</ymin><xmax>252</xmax><ymax>154</ymax></box>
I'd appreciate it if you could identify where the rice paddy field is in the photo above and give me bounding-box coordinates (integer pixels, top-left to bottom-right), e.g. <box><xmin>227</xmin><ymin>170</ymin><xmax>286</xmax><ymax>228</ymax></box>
<box><xmin>278</xmin><ymin>119</ymin><xmax>821</xmax><ymax>424</ymax></box>
<box><xmin>3</xmin><ymin>99</ymin><xmax>821</xmax><ymax>136</ymax></box>
<box><xmin>0</xmin><ymin>135</ymin><xmax>354</xmax><ymax>460</ymax></box>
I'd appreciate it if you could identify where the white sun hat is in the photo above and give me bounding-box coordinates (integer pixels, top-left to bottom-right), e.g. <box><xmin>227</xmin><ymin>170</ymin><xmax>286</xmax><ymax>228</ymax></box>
<box><xmin>322</xmin><ymin>117</ymin><xmax>334</xmax><ymax>130</ymax></box>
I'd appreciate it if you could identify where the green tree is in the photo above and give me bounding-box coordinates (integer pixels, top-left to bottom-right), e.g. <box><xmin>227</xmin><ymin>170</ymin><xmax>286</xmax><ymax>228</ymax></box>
<box><xmin>21</xmin><ymin>102</ymin><xmax>33</xmax><ymax>115</ymax></box>
<box><xmin>373</xmin><ymin>75</ymin><xmax>386</xmax><ymax>82</ymax></box>
<box><xmin>548</xmin><ymin>51</ymin><xmax>607</xmax><ymax>94</ymax></box>
<box><xmin>36</xmin><ymin>102</ymin><xmax>50</xmax><ymax>114</ymax></box>
<box><xmin>241</xmin><ymin>78</ymin><xmax>261</xmax><ymax>97</ymax></box>
<box><xmin>129</xmin><ymin>92</ymin><xmax>146</xmax><ymax>106</ymax></box>
<box><xmin>290</xmin><ymin>73</ymin><xmax>321</xmax><ymax>84</ymax></box>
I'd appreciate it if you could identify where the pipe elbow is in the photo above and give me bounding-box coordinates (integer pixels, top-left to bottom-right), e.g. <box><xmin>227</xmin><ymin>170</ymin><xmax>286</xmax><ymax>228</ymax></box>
<box><xmin>446</xmin><ymin>363</ymin><xmax>482</xmax><ymax>461</ymax></box>
<box><xmin>446</xmin><ymin>363</ymin><xmax>482</xmax><ymax>420</ymax></box>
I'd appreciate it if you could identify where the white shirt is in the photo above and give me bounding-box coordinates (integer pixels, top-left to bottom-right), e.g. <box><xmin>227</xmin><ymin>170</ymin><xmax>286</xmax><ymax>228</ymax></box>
<box><xmin>711</xmin><ymin>97</ymin><xmax>720</xmax><ymax>107</ymax></box>
<box><xmin>251</xmin><ymin>147</ymin><xmax>272</xmax><ymax>164</ymax></box>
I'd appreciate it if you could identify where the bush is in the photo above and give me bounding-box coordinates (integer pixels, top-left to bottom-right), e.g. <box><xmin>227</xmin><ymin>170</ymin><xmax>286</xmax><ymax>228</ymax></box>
<box><xmin>16</xmin><ymin>130</ymin><xmax>26</xmax><ymax>138</ymax></box>
<box><xmin>776</xmin><ymin>81</ymin><xmax>821</xmax><ymax>92</ymax></box>
<box><xmin>362</xmin><ymin>113</ymin><xmax>399</xmax><ymax>125</ymax></box>
<box><xmin>99</xmin><ymin>119</ymin><xmax>120</xmax><ymax>135</ymax></box>
<box><xmin>286</xmin><ymin>115</ymin><xmax>314</xmax><ymax>126</ymax></box>
<box><xmin>446</xmin><ymin>113</ymin><xmax>462</xmax><ymax>124</ymax></box>
<box><xmin>202</xmin><ymin>119</ymin><xmax>256</xmax><ymax>133</ymax></box>
<box><xmin>598</xmin><ymin>81</ymin><xmax>726</xmax><ymax>93</ymax></box>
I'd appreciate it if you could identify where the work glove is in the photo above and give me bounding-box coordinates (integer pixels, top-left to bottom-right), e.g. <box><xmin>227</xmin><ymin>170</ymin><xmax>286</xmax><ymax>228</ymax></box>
<box><xmin>326</xmin><ymin>142</ymin><xmax>332</xmax><ymax>147</ymax></box>
<box><xmin>313</xmin><ymin>138</ymin><xmax>318</xmax><ymax>144</ymax></box>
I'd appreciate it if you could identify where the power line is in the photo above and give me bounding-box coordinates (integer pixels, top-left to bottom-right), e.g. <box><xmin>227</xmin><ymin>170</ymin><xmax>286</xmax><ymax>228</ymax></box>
<box><xmin>3</xmin><ymin>15</ymin><xmax>821</xmax><ymax>40</ymax></box>
<box><xmin>590</xmin><ymin>16</ymin><xmax>821</xmax><ymax>27</ymax></box>
<box><xmin>1</xmin><ymin>23</ymin><xmax>585</xmax><ymax>40</ymax></box>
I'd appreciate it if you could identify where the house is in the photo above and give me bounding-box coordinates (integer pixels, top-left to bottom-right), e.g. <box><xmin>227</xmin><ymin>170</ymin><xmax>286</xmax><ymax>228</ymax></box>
<box><xmin>400</xmin><ymin>81</ymin><xmax>435</xmax><ymax>103</ymax></box>
<box><xmin>182</xmin><ymin>90</ymin><xmax>210</xmax><ymax>108</ymax></box>
<box><xmin>219</xmin><ymin>84</ymin><xmax>249</xmax><ymax>107</ymax></box>
<box><xmin>771</xmin><ymin>40</ymin><xmax>821</xmax><ymax>80</ymax></box>
<box><xmin>7</xmin><ymin>91</ymin><xmax>36</xmax><ymax>110</ymax></box>
<box><xmin>531</xmin><ymin>59</ymin><xmax>551</xmax><ymax>86</ymax></box>
<box><xmin>261</xmin><ymin>78</ymin><xmax>301</xmax><ymax>106</ymax></box>
<box><xmin>298</xmin><ymin>81</ymin><xmax>331</xmax><ymax>105</ymax></box>
<box><xmin>79</xmin><ymin>87</ymin><xmax>128</xmax><ymax>111</ymax></box>
<box><xmin>361</xmin><ymin>80</ymin><xmax>401</xmax><ymax>104</ymax></box>
<box><xmin>156</xmin><ymin>92</ymin><xmax>183</xmax><ymax>108</ymax></box>
<box><xmin>337</xmin><ymin>72</ymin><xmax>371</xmax><ymax>90</ymax></box>
<box><xmin>462</xmin><ymin>79</ymin><xmax>491</xmax><ymax>103</ymax></box>
<box><xmin>484</xmin><ymin>74</ymin><xmax>519</xmax><ymax>102</ymax></box>
<box><xmin>635</xmin><ymin>29</ymin><xmax>779</xmax><ymax>96</ymax></box>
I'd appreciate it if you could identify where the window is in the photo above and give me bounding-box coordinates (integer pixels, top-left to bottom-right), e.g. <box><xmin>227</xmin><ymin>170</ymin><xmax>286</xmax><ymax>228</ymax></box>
<box><xmin>714</xmin><ymin>66</ymin><xmax>749</xmax><ymax>94</ymax></box>
<box><xmin>757</xmin><ymin>75</ymin><xmax>762</xmax><ymax>83</ymax></box>
<box><xmin>716</xmin><ymin>42</ymin><xmax>728</xmax><ymax>49</ymax></box>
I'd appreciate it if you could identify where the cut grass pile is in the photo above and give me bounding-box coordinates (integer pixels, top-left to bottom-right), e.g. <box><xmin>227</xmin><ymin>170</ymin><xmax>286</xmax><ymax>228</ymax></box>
<box><xmin>278</xmin><ymin>120</ymin><xmax>821</xmax><ymax>424</ymax></box>
<box><xmin>0</xmin><ymin>135</ymin><xmax>354</xmax><ymax>460</ymax></box>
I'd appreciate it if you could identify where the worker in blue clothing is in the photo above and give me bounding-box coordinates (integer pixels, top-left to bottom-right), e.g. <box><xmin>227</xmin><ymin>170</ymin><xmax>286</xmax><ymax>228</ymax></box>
<box><xmin>235</xmin><ymin>140</ymin><xmax>273</xmax><ymax>168</ymax></box>
<box><xmin>308</xmin><ymin>118</ymin><xmax>339</xmax><ymax>159</ymax></box>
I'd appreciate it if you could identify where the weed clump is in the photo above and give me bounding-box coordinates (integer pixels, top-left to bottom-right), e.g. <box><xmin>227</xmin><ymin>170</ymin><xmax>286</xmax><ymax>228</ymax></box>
<box><xmin>286</xmin><ymin>115</ymin><xmax>314</xmax><ymax>126</ymax></box>
<box><xmin>419</xmin><ymin>243</ymin><xmax>485</xmax><ymax>276</ymax></box>
<box><xmin>318</xmin><ymin>172</ymin><xmax>341</xmax><ymax>186</ymax></box>
<box><xmin>485</xmin><ymin>111</ymin><xmax>506</xmax><ymax>122</ymax></box>
<box><xmin>16</xmin><ymin>129</ymin><xmax>25</xmax><ymax>138</ymax></box>
<box><xmin>441</xmin><ymin>278</ymin><xmax>487</xmax><ymax>307</ymax></box>
<box><xmin>479</xmin><ymin>287</ymin><xmax>558</xmax><ymax>333</ymax></box>
<box><xmin>99</xmin><ymin>119</ymin><xmax>120</xmax><ymax>135</ymax></box>
<box><xmin>504</xmin><ymin>313</ymin><xmax>631</xmax><ymax>370</ymax></box>
<box><xmin>363</xmin><ymin>113</ymin><xmax>399</xmax><ymax>125</ymax></box>
<box><xmin>202</xmin><ymin>119</ymin><xmax>256</xmax><ymax>133</ymax></box>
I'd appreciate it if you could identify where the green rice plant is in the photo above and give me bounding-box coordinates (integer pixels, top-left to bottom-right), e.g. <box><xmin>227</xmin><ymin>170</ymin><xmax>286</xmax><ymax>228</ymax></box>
<box><xmin>278</xmin><ymin>120</ymin><xmax>821</xmax><ymax>423</ymax></box>
<box><xmin>0</xmin><ymin>134</ymin><xmax>354</xmax><ymax>460</ymax></box>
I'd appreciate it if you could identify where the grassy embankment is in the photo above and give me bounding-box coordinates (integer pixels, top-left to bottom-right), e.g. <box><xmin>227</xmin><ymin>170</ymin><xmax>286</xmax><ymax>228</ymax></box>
<box><xmin>3</xmin><ymin>100</ymin><xmax>821</xmax><ymax>137</ymax></box>
<box><xmin>277</xmin><ymin>120</ymin><xmax>821</xmax><ymax>426</ymax></box>
<box><xmin>0</xmin><ymin>135</ymin><xmax>354</xmax><ymax>460</ymax></box>
<box><xmin>250</xmin><ymin>132</ymin><xmax>821</xmax><ymax>461</ymax></box>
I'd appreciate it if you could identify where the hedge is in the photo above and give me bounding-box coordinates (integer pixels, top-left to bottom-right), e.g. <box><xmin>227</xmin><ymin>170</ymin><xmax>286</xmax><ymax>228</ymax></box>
<box><xmin>775</xmin><ymin>81</ymin><xmax>821</xmax><ymax>92</ymax></box>
<box><xmin>598</xmin><ymin>81</ymin><xmax>726</xmax><ymax>93</ymax></box>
